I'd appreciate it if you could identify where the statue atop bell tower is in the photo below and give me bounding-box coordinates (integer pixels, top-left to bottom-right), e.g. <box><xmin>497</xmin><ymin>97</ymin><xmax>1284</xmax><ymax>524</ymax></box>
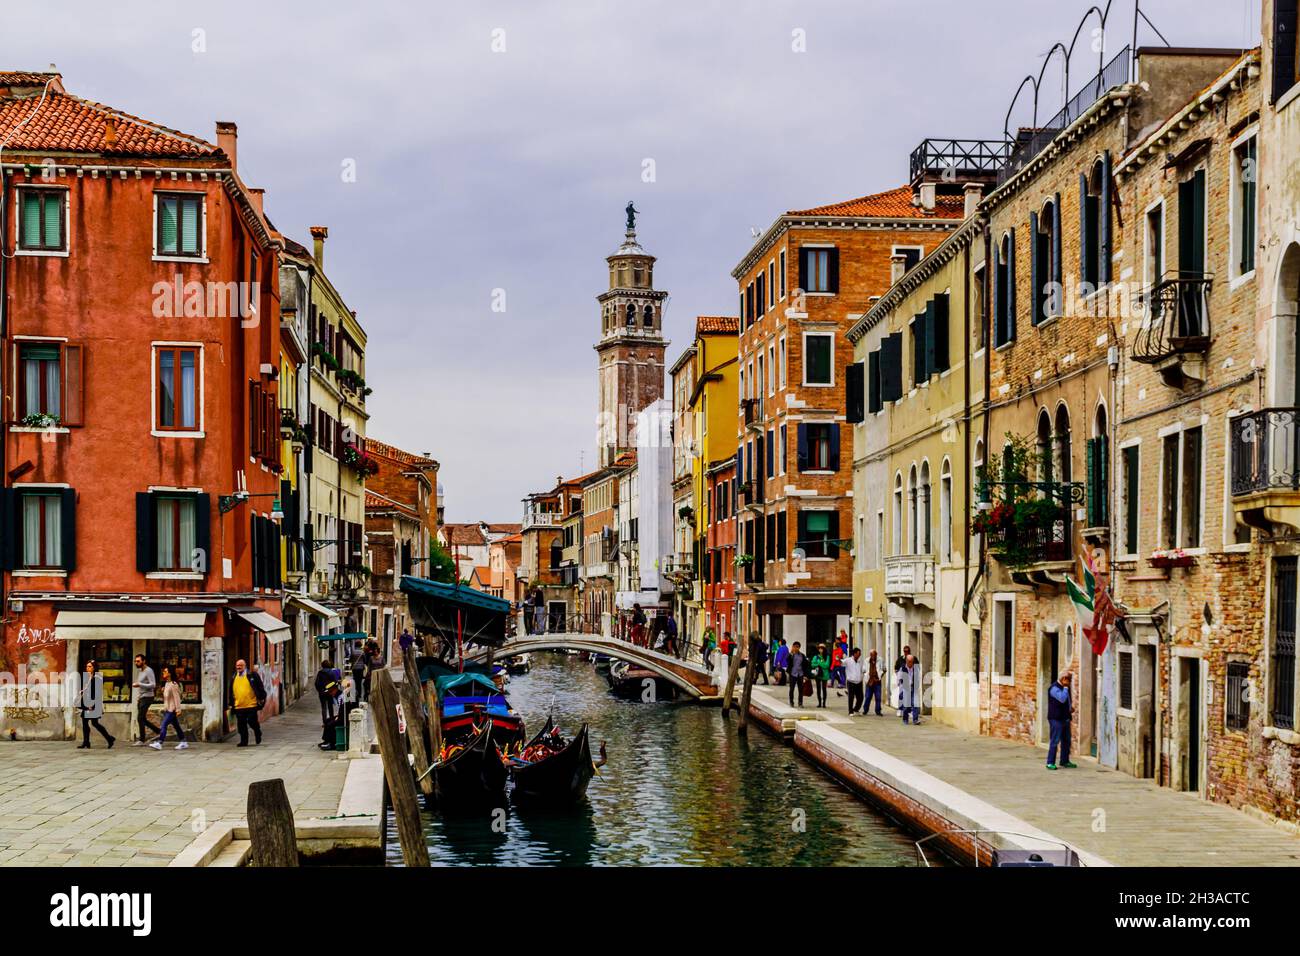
<box><xmin>595</xmin><ymin>205</ymin><xmax>668</xmax><ymax>467</ymax></box>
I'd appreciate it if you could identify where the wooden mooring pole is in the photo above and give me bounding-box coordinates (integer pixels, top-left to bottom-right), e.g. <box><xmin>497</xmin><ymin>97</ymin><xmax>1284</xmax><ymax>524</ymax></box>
<box><xmin>246</xmin><ymin>778</ymin><xmax>299</xmax><ymax>867</ymax></box>
<box><xmin>737</xmin><ymin>632</ymin><xmax>758</xmax><ymax>735</ymax></box>
<box><xmin>721</xmin><ymin>641</ymin><xmax>743</xmax><ymax>714</ymax></box>
<box><xmin>399</xmin><ymin>653</ymin><xmax>434</xmax><ymax>798</ymax></box>
<box><xmin>370</xmin><ymin>668</ymin><xmax>430</xmax><ymax>867</ymax></box>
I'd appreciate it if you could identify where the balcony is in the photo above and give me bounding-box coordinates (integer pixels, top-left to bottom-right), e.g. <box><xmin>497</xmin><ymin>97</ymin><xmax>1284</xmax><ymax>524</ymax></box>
<box><xmin>743</xmin><ymin>397</ymin><xmax>763</xmax><ymax>432</ymax></box>
<box><xmin>663</xmin><ymin>552</ymin><xmax>695</xmax><ymax>582</ymax></box>
<box><xmin>884</xmin><ymin>554</ymin><xmax>935</xmax><ymax>603</ymax></box>
<box><xmin>1131</xmin><ymin>274</ymin><xmax>1213</xmax><ymax>387</ymax></box>
<box><xmin>1231</xmin><ymin>408</ymin><xmax>1300</xmax><ymax>532</ymax></box>
<box><xmin>739</xmin><ymin>479</ymin><xmax>764</xmax><ymax>509</ymax></box>
<box><xmin>523</xmin><ymin>511</ymin><xmax>559</xmax><ymax>530</ymax></box>
<box><xmin>909</xmin><ymin>138</ymin><xmax>1012</xmax><ymax>187</ymax></box>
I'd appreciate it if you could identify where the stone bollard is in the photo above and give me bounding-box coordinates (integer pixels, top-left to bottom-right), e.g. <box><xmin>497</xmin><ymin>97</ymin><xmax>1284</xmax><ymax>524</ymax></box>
<box><xmin>348</xmin><ymin>706</ymin><xmax>370</xmax><ymax>756</ymax></box>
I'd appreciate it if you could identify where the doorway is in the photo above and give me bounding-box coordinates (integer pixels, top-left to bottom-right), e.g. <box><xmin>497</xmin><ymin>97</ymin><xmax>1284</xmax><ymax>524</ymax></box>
<box><xmin>1040</xmin><ymin>629</ymin><xmax>1060</xmax><ymax>744</ymax></box>
<box><xmin>1136</xmin><ymin>644</ymin><xmax>1157</xmax><ymax>778</ymax></box>
<box><xmin>547</xmin><ymin>601</ymin><xmax>566</xmax><ymax>634</ymax></box>
<box><xmin>1176</xmin><ymin>656</ymin><xmax>1204</xmax><ymax>793</ymax></box>
<box><xmin>919</xmin><ymin>625</ymin><xmax>934</xmax><ymax>715</ymax></box>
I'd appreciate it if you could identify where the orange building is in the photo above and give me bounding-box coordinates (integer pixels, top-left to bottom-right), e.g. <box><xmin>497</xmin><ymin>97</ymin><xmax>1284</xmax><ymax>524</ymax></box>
<box><xmin>0</xmin><ymin>72</ymin><xmax>290</xmax><ymax>740</ymax></box>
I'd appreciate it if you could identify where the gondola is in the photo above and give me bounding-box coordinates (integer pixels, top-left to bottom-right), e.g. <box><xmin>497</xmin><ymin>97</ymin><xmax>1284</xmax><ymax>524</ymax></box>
<box><xmin>605</xmin><ymin>661</ymin><xmax>679</xmax><ymax>701</ymax></box>
<box><xmin>505</xmin><ymin>654</ymin><xmax>532</xmax><ymax>675</ymax></box>
<box><xmin>434</xmin><ymin>724</ymin><xmax>508</xmax><ymax>810</ymax></box>
<box><xmin>429</xmin><ymin>667</ymin><xmax>528</xmax><ymax>751</ymax></box>
<box><xmin>508</xmin><ymin>718</ymin><xmax>597</xmax><ymax>806</ymax></box>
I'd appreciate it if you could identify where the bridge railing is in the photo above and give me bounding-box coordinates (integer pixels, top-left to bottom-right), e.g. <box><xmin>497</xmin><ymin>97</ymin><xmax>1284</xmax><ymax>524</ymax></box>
<box><xmin>514</xmin><ymin>610</ymin><xmax>716</xmax><ymax>673</ymax></box>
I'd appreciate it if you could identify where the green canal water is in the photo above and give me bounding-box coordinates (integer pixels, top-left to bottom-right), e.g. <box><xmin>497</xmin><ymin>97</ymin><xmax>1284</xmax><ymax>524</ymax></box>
<box><xmin>387</xmin><ymin>652</ymin><xmax>924</xmax><ymax>866</ymax></box>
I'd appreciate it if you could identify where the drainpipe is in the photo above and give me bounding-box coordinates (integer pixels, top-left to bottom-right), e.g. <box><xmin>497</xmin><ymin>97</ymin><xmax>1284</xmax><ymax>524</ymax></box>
<box><xmin>0</xmin><ymin>166</ymin><xmax>8</xmax><ymax>623</ymax></box>
<box><xmin>981</xmin><ymin>223</ymin><xmax>995</xmax><ymax>728</ymax></box>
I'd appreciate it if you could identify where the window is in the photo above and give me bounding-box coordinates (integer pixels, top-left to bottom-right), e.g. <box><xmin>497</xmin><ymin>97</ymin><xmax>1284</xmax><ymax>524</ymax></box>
<box><xmin>799</xmin><ymin>246</ymin><xmax>838</xmax><ymax>293</ymax></box>
<box><xmin>1271</xmin><ymin>556</ymin><xmax>1297</xmax><ymax>730</ymax></box>
<box><xmin>994</xmin><ymin>231</ymin><xmax>1016</xmax><ymax>347</ymax></box>
<box><xmin>155</xmin><ymin>495</ymin><xmax>198</xmax><ymax>571</ymax></box>
<box><xmin>779</xmin><ymin>424</ymin><xmax>787</xmax><ymax>475</ymax></box>
<box><xmin>1031</xmin><ymin>200</ymin><xmax>1061</xmax><ymax>323</ymax></box>
<box><xmin>1122</xmin><ymin>444</ymin><xmax>1140</xmax><ymax>555</ymax></box>
<box><xmin>779</xmin><ymin>250</ymin><xmax>787</xmax><ymax>298</ymax></box>
<box><xmin>994</xmin><ymin>597</ymin><xmax>1014</xmax><ymax>679</ymax></box>
<box><xmin>892</xmin><ymin>473</ymin><xmax>904</xmax><ymax>556</ymax></box>
<box><xmin>1080</xmin><ymin>163</ymin><xmax>1103</xmax><ymax>292</ymax></box>
<box><xmin>875</xmin><ymin>510</ymin><xmax>884</xmax><ymax>570</ymax></box>
<box><xmin>911</xmin><ymin>312</ymin><xmax>928</xmax><ymax>386</ymax></box>
<box><xmin>1119</xmin><ymin>648</ymin><xmax>1134</xmax><ymax>710</ymax></box>
<box><xmin>797</xmin><ymin>422</ymin><xmax>838</xmax><ymax>472</ymax></box>
<box><xmin>1233</xmin><ymin>135</ymin><xmax>1258</xmax><ymax>278</ymax></box>
<box><xmin>1272</xmin><ymin>1</ymin><xmax>1299</xmax><ymax>104</ymax></box>
<box><xmin>766</xmin><ymin>429</ymin><xmax>775</xmax><ymax>479</ymax></box>
<box><xmin>894</xmin><ymin>245</ymin><xmax>923</xmax><ymax>273</ymax></box>
<box><xmin>643</xmin><ymin>305</ymin><xmax>654</xmax><ymax>328</ymax></box>
<box><xmin>778</xmin><ymin>337</ymin><xmax>787</xmax><ymax>388</ymax></box>
<box><xmin>767</xmin><ymin>344</ymin><xmax>776</xmax><ymax>396</ymax></box>
<box><xmin>155</xmin><ymin>639</ymin><xmax>203</xmax><ymax>703</ymax></box>
<box><xmin>798</xmin><ymin>509</ymin><xmax>839</xmax><ymax>559</ymax></box>
<box><xmin>137</xmin><ymin>491</ymin><xmax>208</xmax><ymax>575</ymax></box>
<box><xmin>918</xmin><ymin>461</ymin><xmax>932</xmax><ymax>554</ymax></box>
<box><xmin>768</xmin><ymin>261</ymin><xmax>776</xmax><ymax>307</ymax></box>
<box><xmin>19</xmin><ymin>491</ymin><xmax>64</xmax><ymax>569</ymax></box>
<box><xmin>1160</xmin><ymin>427</ymin><xmax>1203</xmax><ymax>549</ymax></box>
<box><xmin>1086</xmin><ymin>409</ymin><xmax>1108</xmax><ymax>528</ymax></box>
<box><xmin>156</xmin><ymin>193</ymin><xmax>204</xmax><ymax>258</ymax></box>
<box><xmin>1226</xmin><ymin>661</ymin><xmax>1250</xmax><ymax>732</ymax></box>
<box><xmin>940</xmin><ymin>459</ymin><xmax>953</xmax><ymax>562</ymax></box>
<box><xmin>82</xmin><ymin>640</ymin><xmax>131</xmax><ymax>703</ymax></box>
<box><xmin>1145</xmin><ymin>202</ymin><xmax>1165</xmax><ymax>286</ymax></box>
<box><xmin>973</xmin><ymin>264</ymin><xmax>988</xmax><ymax>351</ymax></box>
<box><xmin>756</xmin><ymin>272</ymin><xmax>766</xmax><ymax>316</ymax></box>
<box><xmin>804</xmin><ymin>332</ymin><xmax>833</xmax><ymax>385</ymax></box>
<box><xmin>18</xmin><ymin>342</ymin><xmax>62</xmax><ymax>420</ymax></box>
<box><xmin>156</xmin><ymin>347</ymin><xmax>199</xmax><ymax>431</ymax></box>
<box><xmin>18</xmin><ymin>189</ymin><xmax>65</xmax><ymax>251</ymax></box>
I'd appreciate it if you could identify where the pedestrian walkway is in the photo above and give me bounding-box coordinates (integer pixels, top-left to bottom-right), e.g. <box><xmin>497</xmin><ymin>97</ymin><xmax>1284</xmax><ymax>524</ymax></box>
<box><xmin>749</xmin><ymin>683</ymin><xmax>1300</xmax><ymax>867</ymax></box>
<box><xmin>0</xmin><ymin>700</ymin><xmax>349</xmax><ymax>867</ymax></box>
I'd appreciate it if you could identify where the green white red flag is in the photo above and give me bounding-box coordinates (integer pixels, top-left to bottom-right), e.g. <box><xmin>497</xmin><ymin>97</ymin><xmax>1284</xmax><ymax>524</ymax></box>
<box><xmin>1066</xmin><ymin>547</ymin><xmax>1119</xmax><ymax>656</ymax></box>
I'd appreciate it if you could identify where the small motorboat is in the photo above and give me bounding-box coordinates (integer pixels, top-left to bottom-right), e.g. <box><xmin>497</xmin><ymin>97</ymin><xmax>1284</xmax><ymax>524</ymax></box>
<box><xmin>434</xmin><ymin>724</ymin><xmax>508</xmax><ymax>810</ymax></box>
<box><xmin>508</xmin><ymin>718</ymin><xmax>602</xmax><ymax>806</ymax></box>
<box><xmin>505</xmin><ymin>654</ymin><xmax>532</xmax><ymax>675</ymax></box>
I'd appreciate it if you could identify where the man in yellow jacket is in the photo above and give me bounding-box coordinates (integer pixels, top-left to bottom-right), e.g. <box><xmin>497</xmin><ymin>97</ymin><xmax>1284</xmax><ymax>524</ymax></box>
<box><xmin>230</xmin><ymin>659</ymin><xmax>267</xmax><ymax>747</ymax></box>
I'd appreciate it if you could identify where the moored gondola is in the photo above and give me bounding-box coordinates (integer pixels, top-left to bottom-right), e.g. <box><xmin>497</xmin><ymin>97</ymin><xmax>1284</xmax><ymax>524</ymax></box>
<box><xmin>434</xmin><ymin>724</ymin><xmax>508</xmax><ymax>810</ymax></box>
<box><xmin>508</xmin><ymin>718</ymin><xmax>597</xmax><ymax>806</ymax></box>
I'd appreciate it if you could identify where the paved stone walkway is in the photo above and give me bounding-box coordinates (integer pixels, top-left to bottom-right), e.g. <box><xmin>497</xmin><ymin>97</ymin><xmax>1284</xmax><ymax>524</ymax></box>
<box><xmin>0</xmin><ymin>699</ymin><xmax>349</xmax><ymax>867</ymax></box>
<box><xmin>750</xmin><ymin>683</ymin><xmax>1300</xmax><ymax>867</ymax></box>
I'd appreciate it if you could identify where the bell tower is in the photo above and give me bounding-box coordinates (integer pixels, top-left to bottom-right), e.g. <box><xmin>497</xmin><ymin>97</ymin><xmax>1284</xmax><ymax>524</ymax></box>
<box><xmin>595</xmin><ymin>203</ymin><xmax>668</xmax><ymax>467</ymax></box>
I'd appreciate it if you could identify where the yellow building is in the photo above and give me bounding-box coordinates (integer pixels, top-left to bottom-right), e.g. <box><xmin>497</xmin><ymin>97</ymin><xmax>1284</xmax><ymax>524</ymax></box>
<box><xmin>847</xmin><ymin>209</ymin><xmax>985</xmax><ymax>732</ymax></box>
<box><xmin>688</xmin><ymin>316</ymin><xmax>740</xmax><ymax>647</ymax></box>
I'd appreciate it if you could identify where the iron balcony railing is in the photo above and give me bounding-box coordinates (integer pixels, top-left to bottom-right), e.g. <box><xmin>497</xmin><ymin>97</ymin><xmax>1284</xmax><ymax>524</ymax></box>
<box><xmin>742</xmin><ymin>397</ymin><xmax>762</xmax><ymax>430</ymax></box>
<box><xmin>1230</xmin><ymin>408</ymin><xmax>1300</xmax><ymax>497</ymax></box>
<box><xmin>997</xmin><ymin>46</ymin><xmax>1132</xmax><ymax>187</ymax></box>
<box><xmin>1131</xmin><ymin>274</ymin><xmax>1213</xmax><ymax>364</ymax></box>
<box><xmin>987</xmin><ymin>518</ymin><xmax>1071</xmax><ymax>566</ymax></box>
<box><xmin>909</xmin><ymin>138</ymin><xmax>1014</xmax><ymax>185</ymax></box>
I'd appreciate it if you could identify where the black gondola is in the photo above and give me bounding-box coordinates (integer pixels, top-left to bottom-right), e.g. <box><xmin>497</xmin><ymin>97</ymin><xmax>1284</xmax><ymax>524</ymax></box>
<box><xmin>508</xmin><ymin>719</ymin><xmax>596</xmax><ymax>806</ymax></box>
<box><xmin>434</xmin><ymin>724</ymin><xmax>508</xmax><ymax>810</ymax></box>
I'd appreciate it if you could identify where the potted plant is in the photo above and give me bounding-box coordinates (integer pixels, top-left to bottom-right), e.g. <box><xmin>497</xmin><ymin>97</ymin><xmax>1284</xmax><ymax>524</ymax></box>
<box><xmin>678</xmin><ymin>504</ymin><xmax>694</xmax><ymax>522</ymax></box>
<box><xmin>1149</xmin><ymin>548</ymin><xmax>1194</xmax><ymax>569</ymax></box>
<box><xmin>733</xmin><ymin>553</ymin><xmax>754</xmax><ymax>568</ymax></box>
<box><xmin>20</xmin><ymin>412</ymin><xmax>60</xmax><ymax>429</ymax></box>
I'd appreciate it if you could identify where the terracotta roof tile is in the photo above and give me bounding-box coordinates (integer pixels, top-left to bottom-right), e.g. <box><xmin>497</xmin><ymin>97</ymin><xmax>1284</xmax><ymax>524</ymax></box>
<box><xmin>364</xmin><ymin>437</ymin><xmax>438</xmax><ymax>469</ymax></box>
<box><xmin>0</xmin><ymin>83</ymin><xmax>219</xmax><ymax>159</ymax></box>
<box><xmin>789</xmin><ymin>185</ymin><xmax>965</xmax><ymax>220</ymax></box>
<box><xmin>696</xmin><ymin>315</ymin><xmax>739</xmax><ymax>334</ymax></box>
<box><xmin>441</xmin><ymin>523</ymin><xmax>487</xmax><ymax>546</ymax></box>
<box><xmin>486</xmin><ymin>522</ymin><xmax>522</xmax><ymax>534</ymax></box>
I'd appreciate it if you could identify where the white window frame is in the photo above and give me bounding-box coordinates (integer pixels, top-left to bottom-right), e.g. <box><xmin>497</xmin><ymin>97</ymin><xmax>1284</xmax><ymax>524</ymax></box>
<box><xmin>767</xmin><ymin>343</ymin><xmax>776</xmax><ymax>397</ymax></box>
<box><xmin>940</xmin><ymin>457</ymin><xmax>953</xmax><ymax>564</ymax></box>
<box><xmin>150</xmin><ymin>341</ymin><xmax>206</xmax><ymax>438</ymax></box>
<box><xmin>1222</xmin><ymin>409</ymin><xmax>1254</xmax><ymax>552</ymax></box>
<box><xmin>802</xmin><ymin>331</ymin><xmax>835</xmax><ymax>387</ymax></box>
<box><xmin>1229</xmin><ymin>126</ymin><xmax>1259</xmax><ymax>289</ymax></box>
<box><xmin>1118</xmin><ymin>436</ymin><xmax>1142</xmax><ymax>560</ymax></box>
<box><xmin>779</xmin><ymin>249</ymin><xmax>787</xmax><ymax>299</ymax></box>
<box><xmin>13</xmin><ymin>184</ymin><xmax>71</xmax><ymax>259</ymax></box>
<box><xmin>993</xmin><ymin>593</ymin><xmax>1015</xmax><ymax>685</ymax></box>
<box><xmin>151</xmin><ymin>190</ymin><xmax>210</xmax><ymax>264</ymax></box>
<box><xmin>1142</xmin><ymin>198</ymin><xmax>1165</xmax><ymax>289</ymax></box>
<box><xmin>892</xmin><ymin>244</ymin><xmax>925</xmax><ymax>275</ymax></box>
<box><xmin>1156</xmin><ymin>419</ymin><xmax>1207</xmax><ymax>553</ymax></box>
<box><xmin>1116</xmin><ymin>645</ymin><xmax>1136</xmax><ymax>718</ymax></box>
<box><xmin>778</xmin><ymin>336</ymin><xmax>787</xmax><ymax>390</ymax></box>
<box><xmin>875</xmin><ymin>509</ymin><xmax>884</xmax><ymax>571</ymax></box>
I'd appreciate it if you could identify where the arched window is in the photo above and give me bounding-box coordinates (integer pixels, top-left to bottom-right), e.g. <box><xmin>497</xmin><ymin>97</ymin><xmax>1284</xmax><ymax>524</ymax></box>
<box><xmin>626</xmin><ymin>303</ymin><xmax>636</xmax><ymax>327</ymax></box>
<box><xmin>1055</xmin><ymin>404</ymin><xmax>1072</xmax><ymax>485</ymax></box>
<box><xmin>940</xmin><ymin>458</ymin><xmax>953</xmax><ymax>563</ymax></box>
<box><xmin>919</xmin><ymin>461</ymin><xmax>932</xmax><ymax>554</ymax></box>
<box><xmin>1037</xmin><ymin>409</ymin><xmax>1054</xmax><ymax>485</ymax></box>
<box><xmin>893</xmin><ymin>472</ymin><xmax>904</xmax><ymax>556</ymax></box>
<box><xmin>1275</xmin><ymin>243</ymin><xmax>1300</xmax><ymax>407</ymax></box>
<box><xmin>995</xmin><ymin>231</ymin><xmax>1016</xmax><ymax>346</ymax></box>
<box><xmin>1081</xmin><ymin>159</ymin><xmax>1106</xmax><ymax>293</ymax></box>
<box><xmin>907</xmin><ymin>465</ymin><xmax>919</xmax><ymax>554</ymax></box>
<box><xmin>1032</xmin><ymin>198</ymin><xmax>1060</xmax><ymax>324</ymax></box>
<box><xmin>643</xmin><ymin>304</ymin><xmax>654</xmax><ymax>328</ymax></box>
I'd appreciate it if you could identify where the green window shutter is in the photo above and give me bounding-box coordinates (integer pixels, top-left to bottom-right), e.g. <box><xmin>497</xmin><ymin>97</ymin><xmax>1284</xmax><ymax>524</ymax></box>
<box><xmin>43</xmin><ymin>192</ymin><xmax>62</xmax><ymax>249</ymax></box>
<box><xmin>1124</xmin><ymin>445</ymin><xmax>1139</xmax><ymax>554</ymax></box>
<box><xmin>159</xmin><ymin>197</ymin><xmax>178</xmax><ymax>253</ymax></box>
<box><xmin>20</xmin><ymin>192</ymin><xmax>40</xmax><ymax>248</ymax></box>
<box><xmin>180</xmin><ymin>197</ymin><xmax>200</xmax><ymax>254</ymax></box>
<box><xmin>1086</xmin><ymin>438</ymin><xmax>1099</xmax><ymax>527</ymax></box>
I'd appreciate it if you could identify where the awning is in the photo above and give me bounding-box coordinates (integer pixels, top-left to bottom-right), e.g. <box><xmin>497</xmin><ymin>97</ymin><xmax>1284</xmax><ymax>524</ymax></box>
<box><xmin>285</xmin><ymin>594</ymin><xmax>342</xmax><ymax>628</ymax></box>
<box><xmin>232</xmin><ymin>609</ymin><xmax>292</xmax><ymax>645</ymax></box>
<box><xmin>55</xmin><ymin>610</ymin><xmax>207</xmax><ymax>642</ymax></box>
<box><xmin>318</xmin><ymin>631</ymin><xmax>366</xmax><ymax>643</ymax></box>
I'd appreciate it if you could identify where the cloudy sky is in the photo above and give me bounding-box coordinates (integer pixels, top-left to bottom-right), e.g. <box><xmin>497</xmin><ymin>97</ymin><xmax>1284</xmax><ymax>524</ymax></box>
<box><xmin>3</xmin><ymin>0</ymin><xmax>1260</xmax><ymax>521</ymax></box>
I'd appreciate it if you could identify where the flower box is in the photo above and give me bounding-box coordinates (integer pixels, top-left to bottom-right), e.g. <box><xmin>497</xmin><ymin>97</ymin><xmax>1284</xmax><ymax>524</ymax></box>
<box><xmin>1148</xmin><ymin>549</ymin><xmax>1194</xmax><ymax>569</ymax></box>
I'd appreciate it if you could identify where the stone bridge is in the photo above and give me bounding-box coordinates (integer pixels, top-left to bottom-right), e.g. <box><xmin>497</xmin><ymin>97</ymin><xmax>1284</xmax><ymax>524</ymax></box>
<box><xmin>464</xmin><ymin>633</ymin><xmax>720</xmax><ymax>699</ymax></box>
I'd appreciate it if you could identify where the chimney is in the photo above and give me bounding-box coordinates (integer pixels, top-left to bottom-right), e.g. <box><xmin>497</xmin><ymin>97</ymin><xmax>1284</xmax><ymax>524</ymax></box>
<box><xmin>919</xmin><ymin>182</ymin><xmax>936</xmax><ymax>212</ymax></box>
<box><xmin>103</xmin><ymin>117</ymin><xmax>117</xmax><ymax>149</ymax></box>
<box><xmin>248</xmin><ymin>187</ymin><xmax>265</xmax><ymax>216</ymax></box>
<box><xmin>890</xmin><ymin>252</ymin><xmax>908</xmax><ymax>285</ymax></box>
<box><xmin>215</xmin><ymin>121</ymin><xmax>238</xmax><ymax>171</ymax></box>
<box><xmin>310</xmin><ymin>225</ymin><xmax>328</xmax><ymax>268</ymax></box>
<box><xmin>964</xmin><ymin>183</ymin><xmax>983</xmax><ymax>219</ymax></box>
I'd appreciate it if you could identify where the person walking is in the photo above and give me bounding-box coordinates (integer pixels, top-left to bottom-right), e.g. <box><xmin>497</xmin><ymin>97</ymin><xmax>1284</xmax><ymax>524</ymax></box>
<box><xmin>810</xmin><ymin>643</ymin><xmax>831</xmax><ymax>708</ymax></box>
<box><xmin>898</xmin><ymin>653</ymin><xmax>922</xmax><ymax>725</ymax></box>
<box><xmin>532</xmin><ymin>589</ymin><xmax>546</xmax><ymax>635</ymax></box>
<box><xmin>750</xmin><ymin>633</ymin><xmax>769</xmax><ymax>685</ymax></box>
<box><xmin>315</xmin><ymin>659</ymin><xmax>341</xmax><ymax>728</ymax></box>
<box><xmin>152</xmin><ymin>667</ymin><xmax>188</xmax><ymax>750</ymax></box>
<box><xmin>1046</xmin><ymin>671</ymin><xmax>1077</xmax><ymax>770</ymax></box>
<box><xmin>631</xmin><ymin>603</ymin><xmax>647</xmax><ymax>648</ymax></box>
<box><xmin>720</xmin><ymin>630</ymin><xmax>735</xmax><ymax>661</ymax></box>
<box><xmin>663</xmin><ymin>611</ymin><xmax>679</xmax><ymax>657</ymax></box>
<box><xmin>230</xmin><ymin>659</ymin><xmax>267</xmax><ymax>747</ymax></box>
<box><xmin>772</xmin><ymin>638</ymin><xmax>789</xmax><ymax>685</ymax></box>
<box><xmin>786</xmin><ymin>641</ymin><xmax>808</xmax><ymax>708</ymax></box>
<box><xmin>864</xmin><ymin>649</ymin><xmax>884</xmax><ymax>716</ymax></box>
<box><xmin>701</xmin><ymin>626</ymin><xmax>716</xmax><ymax>670</ymax></box>
<box><xmin>894</xmin><ymin>643</ymin><xmax>912</xmax><ymax>674</ymax></box>
<box><xmin>831</xmin><ymin>640</ymin><xmax>846</xmax><ymax>696</ymax></box>
<box><xmin>844</xmin><ymin>647</ymin><xmax>865</xmax><ymax>715</ymax></box>
<box><xmin>76</xmin><ymin>660</ymin><xmax>115</xmax><ymax>749</ymax></box>
<box><xmin>131</xmin><ymin>655</ymin><xmax>161</xmax><ymax>746</ymax></box>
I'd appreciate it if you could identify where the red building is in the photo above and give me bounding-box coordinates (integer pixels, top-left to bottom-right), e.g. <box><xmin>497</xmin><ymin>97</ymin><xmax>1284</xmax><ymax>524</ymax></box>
<box><xmin>0</xmin><ymin>71</ymin><xmax>289</xmax><ymax>740</ymax></box>
<box><xmin>703</xmin><ymin>457</ymin><xmax>737</xmax><ymax>640</ymax></box>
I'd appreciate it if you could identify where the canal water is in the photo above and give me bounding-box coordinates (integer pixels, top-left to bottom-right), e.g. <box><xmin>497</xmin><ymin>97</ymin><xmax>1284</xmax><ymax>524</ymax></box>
<box><xmin>388</xmin><ymin>652</ymin><xmax>924</xmax><ymax>866</ymax></box>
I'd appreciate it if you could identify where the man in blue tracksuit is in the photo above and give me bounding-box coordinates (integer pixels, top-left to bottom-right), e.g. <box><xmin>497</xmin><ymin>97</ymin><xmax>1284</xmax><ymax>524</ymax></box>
<box><xmin>1046</xmin><ymin>672</ymin><xmax>1077</xmax><ymax>770</ymax></box>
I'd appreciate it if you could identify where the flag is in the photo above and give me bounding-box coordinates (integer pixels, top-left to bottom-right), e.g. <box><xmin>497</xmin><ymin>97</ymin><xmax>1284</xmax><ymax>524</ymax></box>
<box><xmin>1067</xmin><ymin>547</ymin><xmax>1118</xmax><ymax>656</ymax></box>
